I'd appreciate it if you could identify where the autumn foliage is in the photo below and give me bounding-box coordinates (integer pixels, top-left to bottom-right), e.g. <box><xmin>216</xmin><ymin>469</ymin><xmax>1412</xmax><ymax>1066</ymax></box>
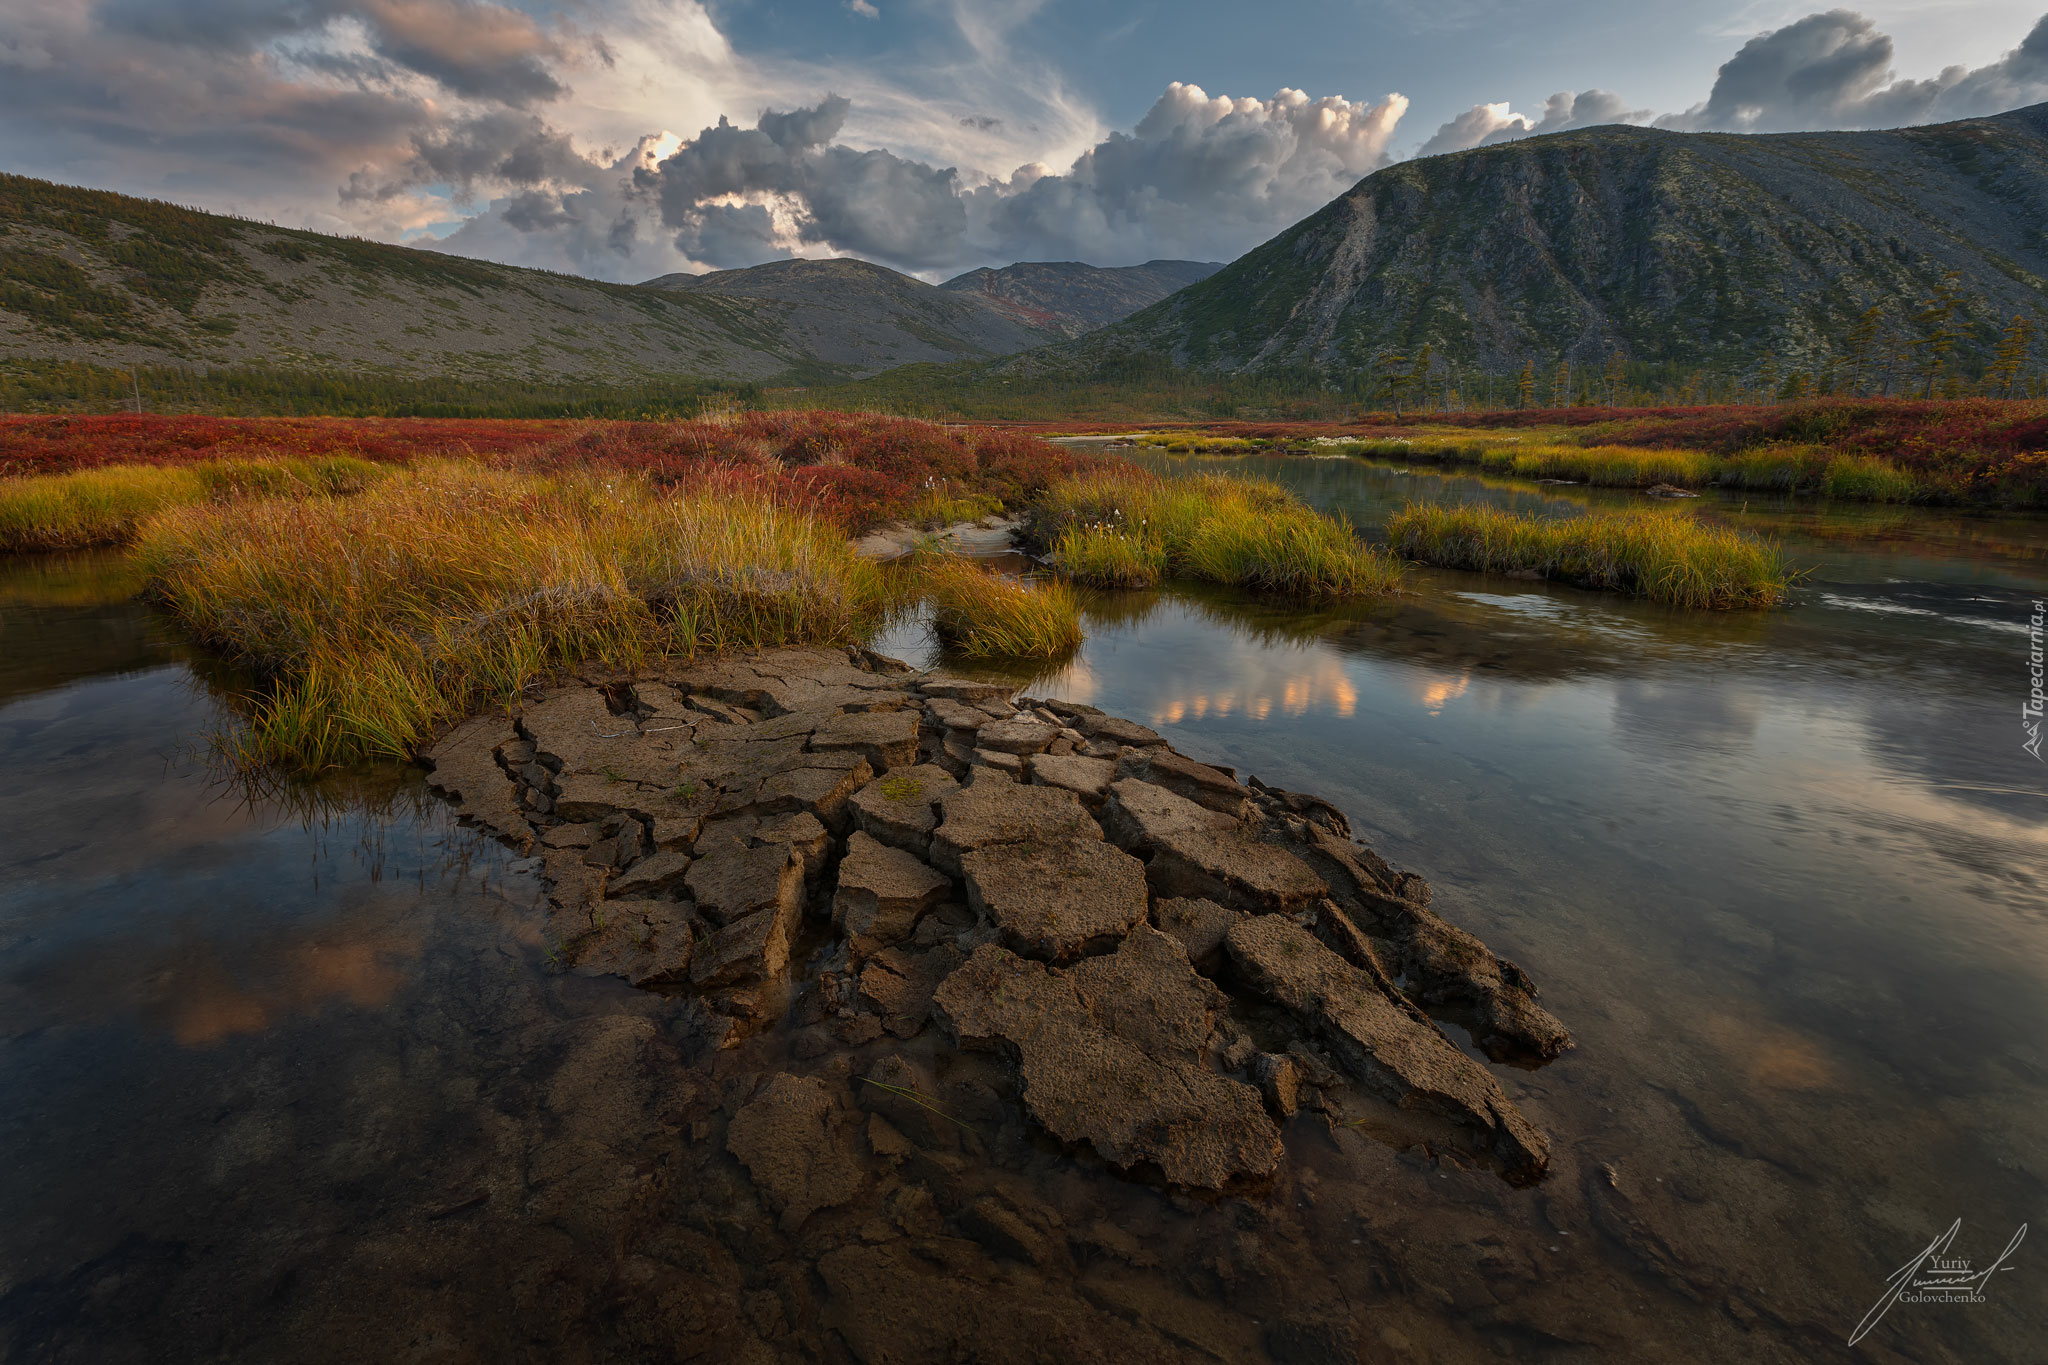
<box><xmin>0</xmin><ymin>411</ymin><xmax>1090</xmax><ymax>532</ymax></box>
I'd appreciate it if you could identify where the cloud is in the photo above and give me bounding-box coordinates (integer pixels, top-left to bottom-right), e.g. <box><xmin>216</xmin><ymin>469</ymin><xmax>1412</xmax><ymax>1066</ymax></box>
<box><xmin>846</xmin><ymin>0</ymin><xmax>879</xmax><ymax>17</ymax></box>
<box><xmin>1420</xmin><ymin>88</ymin><xmax>1653</xmax><ymax>157</ymax></box>
<box><xmin>1658</xmin><ymin>8</ymin><xmax>2048</xmax><ymax>132</ymax></box>
<box><xmin>612</xmin><ymin>82</ymin><xmax>1409</xmax><ymax>276</ymax></box>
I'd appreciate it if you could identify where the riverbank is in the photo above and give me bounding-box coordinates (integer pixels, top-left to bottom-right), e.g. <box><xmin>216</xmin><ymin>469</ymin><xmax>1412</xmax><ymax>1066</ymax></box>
<box><xmin>1044</xmin><ymin>397</ymin><xmax>2048</xmax><ymax>506</ymax></box>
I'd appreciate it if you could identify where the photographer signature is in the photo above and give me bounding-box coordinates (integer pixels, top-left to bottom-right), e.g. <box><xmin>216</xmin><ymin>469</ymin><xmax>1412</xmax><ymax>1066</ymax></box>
<box><xmin>1849</xmin><ymin>1219</ymin><xmax>2027</xmax><ymax>1347</ymax></box>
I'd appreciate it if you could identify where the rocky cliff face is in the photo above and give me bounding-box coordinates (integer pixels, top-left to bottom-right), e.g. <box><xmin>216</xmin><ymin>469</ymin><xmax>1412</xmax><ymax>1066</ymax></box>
<box><xmin>937</xmin><ymin>259</ymin><xmax>1222</xmax><ymax>337</ymax></box>
<box><xmin>1054</xmin><ymin>104</ymin><xmax>2048</xmax><ymax>377</ymax></box>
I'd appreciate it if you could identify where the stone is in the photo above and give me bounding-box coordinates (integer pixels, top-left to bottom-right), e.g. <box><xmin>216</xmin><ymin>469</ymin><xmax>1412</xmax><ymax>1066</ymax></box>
<box><xmin>1299</xmin><ymin>827</ymin><xmax>1573</xmax><ymax>1062</ymax></box>
<box><xmin>1149</xmin><ymin>897</ymin><xmax>1242</xmax><ymax>973</ymax></box>
<box><xmin>848</xmin><ymin>764</ymin><xmax>959</xmax><ymax>857</ymax></box>
<box><xmin>918</xmin><ymin>678</ymin><xmax>1013</xmax><ymax>702</ymax></box>
<box><xmin>551</xmin><ymin>773</ymin><xmax>629</xmax><ymax>824</ymax></box>
<box><xmin>726</xmin><ymin>1073</ymin><xmax>866</xmax><ymax>1232</ymax></box>
<box><xmin>928</xmin><ymin>781</ymin><xmax>1101</xmax><ymax>877</ymax></box>
<box><xmin>970</xmin><ymin>748</ymin><xmax>1023</xmax><ymax>777</ymax></box>
<box><xmin>933</xmin><ymin>942</ymin><xmax>1281</xmax><ymax>1190</ymax></box>
<box><xmin>755</xmin><ymin>809</ymin><xmax>832</xmax><ymax>883</ymax></box>
<box><xmin>423</xmin><ymin>716</ymin><xmax>533</xmax><ymax>849</ymax></box>
<box><xmin>685</xmin><ymin>841</ymin><xmax>802</xmax><ymax>928</ymax></box>
<box><xmin>1118</xmin><ymin>747</ymin><xmax>1251</xmax><ymax>817</ymax></box>
<box><xmin>834</xmin><ymin>833</ymin><xmax>951</xmax><ymax>957</ymax></box>
<box><xmin>753</xmin><ymin>755</ymin><xmax>873</xmax><ymax>831</ymax></box>
<box><xmin>584</xmin><ymin>818</ymin><xmax>648</xmax><ymax>869</ymax></box>
<box><xmin>519</xmin><ymin>687</ymin><xmax>640</xmax><ymax>770</ymax></box>
<box><xmin>1065</xmin><ymin>926</ymin><xmax>1226</xmax><ymax>1060</ymax></box>
<box><xmin>1103</xmin><ymin>778</ymin><xmax>1326</xmax><ymax>913</ymax></box>
<box><xmin>1071</xmin><ymin>713</ymin><xmax>1165</xmax><ymax>748</ymax></box>
<box><xmin>540</xmin><ymin>822</ymin><xmax>603</xmax><ymax>849</ymax></box>
<box><xmin>974</xmin><ymin>717</ymin><xmax>1059</xmax><ymax>755</ymax></box>
<box><xmin>811</xmin><ymin>709</ymin><xmax>922</xmax><ymax>770</ymax></box>
<box><xmin>1251</xmin><ymin>1052</ymin><xmax>1302</xmax><ymax>1117</ymax></box>
<box><xmin>609</xmin><ymin>849</ymin><xmax>692</xmax><ymax>898</ymax></box>
<box><xmin>961</xmin><ymin>839</ymin><xmax>1150</xmax><ymax>963</ymax></box>
<box><xmin>1026</xmin><ymin>752</ymin><xmax>1118</xmax><ymax>806</ymax></box>
<box><xmin>1225</xmin><ymin>915</ymin><xmax>1549</xmax><ymax>1182</ymax></box>
<box><xmin>925</xmin><ymin>697</ymin><xmax>990</xmax><ymax>733</ymax></box>
<box><xmin>576</xmin><ymin>899</ymin><xmax>695</xmax><ymax>986</ymax></box>
<box><xmin>690</xmin><ymin>898</ymin><xmax>801</xmax><ymax>988</ymax></box>
<box><xmin>857</xmin><ymin>943</ymin><xmax>964</xmax><ymax>1037</ymax></box>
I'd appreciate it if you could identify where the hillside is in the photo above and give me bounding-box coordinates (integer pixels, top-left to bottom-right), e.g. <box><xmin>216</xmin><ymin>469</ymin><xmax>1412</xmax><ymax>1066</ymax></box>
<box><xmin>0</xmin><ymin>175</ymin><xmax>819</xmax><ymax>384</ymax></box>
<box><xmin>1036</xmin><ymin>104</ymin><xmax>2048</xmax><ymax>388</ymax></box>
<box><xmin>640</xmin><ymin>258</ymin><xmax>1051</xmax><ymax>374</ymax></box>
<box><xmin>937</xmin><ymin>259</ymin><xmax>1222</xmax><ymax>336</ymax></box>
<box><xmin>0</xmin><ymin>176</ymin><xmax>1215</xmax><ymax>391</ymax></box>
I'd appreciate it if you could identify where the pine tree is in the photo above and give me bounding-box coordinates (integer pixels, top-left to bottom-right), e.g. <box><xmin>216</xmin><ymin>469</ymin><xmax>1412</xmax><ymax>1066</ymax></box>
<box><xmin>1516</xmin><ymin>362</ymin><xmax>1535</xmax><ymax>409</ymax></box>
<box><xmin>1987</xmin><ymin>315</ymin><xmax>2038</xmax><ymax>397</ymax></box>
<box><xmin>1843</xmin><ymin>305</ymin><xmax>1883</xmax><ymax>396</ymax></box>
<box><xmin>1909</xmin><ymin>271</ymin><xmax>1964</xmax><ymax>398</ymax></box>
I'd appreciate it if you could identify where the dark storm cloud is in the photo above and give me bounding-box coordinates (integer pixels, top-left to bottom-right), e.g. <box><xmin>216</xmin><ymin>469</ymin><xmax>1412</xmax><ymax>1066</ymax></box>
<box><xmin>342</xmin><ymin>110</ymin><xmax>591</xmax><ymax>202</ymax></box>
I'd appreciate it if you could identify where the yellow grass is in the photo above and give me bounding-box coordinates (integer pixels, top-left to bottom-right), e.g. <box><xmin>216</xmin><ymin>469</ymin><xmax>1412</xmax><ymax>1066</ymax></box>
<box><xmin>1033</xmin><ymin>468</ymin><xmax>1403</xmax><ymax>597</ymax></box>
<box><xmin>134</xmin><ymin>461</ymin><xmax>886</xmax><ymax>769</ymax></box>
<box><xmin>0</xmin><ymin>456</ymin><xmax>386</xmax><ymax>552</ymax></box>
<box><xmin>1384</xmin><ymin>502</ymin><xmax>1795</xmax><ymax>609</ymax></box>
<box><xmin>920</xmin><ymin>554</ymin><xmax>1084</xmax><ymax>658</ymax></box>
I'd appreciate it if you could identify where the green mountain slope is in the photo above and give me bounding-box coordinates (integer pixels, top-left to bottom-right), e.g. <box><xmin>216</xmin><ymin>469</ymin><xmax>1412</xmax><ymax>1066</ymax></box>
<box><xmin>1041</xmin><ymin>104</ymin><xmax>2048</xmax><ymax>385</ymax></box>
<box><xmin>0</xmin><ymin>175</ymin><xmax>1224</xmax><ymax>390</ymax></box>
<box><xmin>0</xmin><ymin>174</ymin><xmax>819</xmax><ymax>383</ymax></box>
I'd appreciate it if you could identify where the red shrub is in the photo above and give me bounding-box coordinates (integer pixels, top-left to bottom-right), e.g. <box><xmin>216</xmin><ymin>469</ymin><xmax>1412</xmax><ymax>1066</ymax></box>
<box><xmin>0</xmin><ymin>410</ymin><xmax>1093</xmax><ymax>531</ymax></box>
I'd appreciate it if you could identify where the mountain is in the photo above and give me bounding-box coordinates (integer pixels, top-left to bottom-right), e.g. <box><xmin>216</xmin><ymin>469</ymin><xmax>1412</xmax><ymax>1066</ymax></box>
<box><xmin>0</xmin><ymin>175</ymin><xmax>1214</xmax><ymax>388</ymax></box>
<box><xmin>0</xmin><ymin>174</ymin><xmax>819</xmax><ymax>383</ymax></box>
<box><xmin>639</xmin><ymin>257</ymin><xmax>1051</xmax><ymax>374</ymax></box>
<box><xmin>1040</xmin><ymin>104</ymin><xmax>2048</xmax><ymax>383</ymax></box>
<box><xmin>937</xmin><ymin>259</ymin><xmax>1223</xmax><ymax>337</ymax></box>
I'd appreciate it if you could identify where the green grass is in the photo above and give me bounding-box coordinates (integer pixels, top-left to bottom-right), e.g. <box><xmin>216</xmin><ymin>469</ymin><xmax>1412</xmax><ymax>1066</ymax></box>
<box><xmin>1821</xmin><ymin>454</ymin><xmax>1918</xmax><ymax>502</ymax></box>
<box><xmin>134</xmin><ymin>461</ymin><xmax>887</xmax><ymax>770</ymax></box>
<box><xmin>1052</xmin><ymin>524</ymin><xmax>1168</xmax><ymax>587</ymax></box>
<box><xmin>0</xmin><ymin>456</ymin><xmax>387</xmax><ymax>552</ymax></box>
<box><xmin>1384</xmin><ymin>502</ymin><xmax>1795</xmax><ymax>609</ymax></box>
<box><xmin>1033</xmin><ymin>467</ymin><xmax>1403</xmax><ymax>598</ymax></box>
<box><xmin>920</xmin><ymin>554</ymin><xmax>1083</xmax><ymax>658</ymax></box>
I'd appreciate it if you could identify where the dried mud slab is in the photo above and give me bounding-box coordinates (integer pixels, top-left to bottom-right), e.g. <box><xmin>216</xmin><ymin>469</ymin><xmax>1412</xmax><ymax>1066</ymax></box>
<box><xmin>420</xmin><ymin>645</ymin><xmax>1573</xmax><ymax>1191</ymax></box>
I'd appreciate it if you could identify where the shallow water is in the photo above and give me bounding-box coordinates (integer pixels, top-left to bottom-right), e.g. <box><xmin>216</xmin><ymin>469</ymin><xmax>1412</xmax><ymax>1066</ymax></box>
<box><xmin>4</xmin><ymin>456</ymin><xmax>2046</xmax><ymax>1361</ymax></box>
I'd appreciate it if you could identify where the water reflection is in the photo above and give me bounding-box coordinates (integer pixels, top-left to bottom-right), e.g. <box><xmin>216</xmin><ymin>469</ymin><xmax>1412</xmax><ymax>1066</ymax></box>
<box><xmin>6</xmin><ymin>461</ymin><xmax>2048</xmax><ymax>1358</ymax></box>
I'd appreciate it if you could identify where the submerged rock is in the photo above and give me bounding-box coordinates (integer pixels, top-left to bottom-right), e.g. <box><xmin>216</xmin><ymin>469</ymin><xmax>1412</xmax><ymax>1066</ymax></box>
<box><xmin>725</xmin><ymin>1073</ymin><xmax>866</xmax><ymax>1232</ymax></box>
<box><xmin>1226</xmin><ymin>914</ymin><xmax>1550</xmax><ymax>1182</ymax></box>
<box><xmin>423</xmin><ymin>645</ymin><xmax>1571</xmax><ymax>1197</ymax></box>
<box><xmin>933</xmin><ymin>940</ymin><xmax>1282</xmax><ymax>1189</ymax></box>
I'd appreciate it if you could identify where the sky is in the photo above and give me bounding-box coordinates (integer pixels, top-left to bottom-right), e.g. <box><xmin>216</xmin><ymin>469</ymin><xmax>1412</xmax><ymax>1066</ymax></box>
<box><xmin>2</xmin><ymin>1</ymin><xmax>2045</xmax><ymax>283</ymax></box>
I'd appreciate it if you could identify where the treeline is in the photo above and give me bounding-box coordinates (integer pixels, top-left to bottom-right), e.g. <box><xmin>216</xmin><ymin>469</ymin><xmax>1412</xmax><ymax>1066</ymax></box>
<box><xmin>0</xmin><ymin>360</ymin><xmax>757</xmax><ymax>420</ymax></box>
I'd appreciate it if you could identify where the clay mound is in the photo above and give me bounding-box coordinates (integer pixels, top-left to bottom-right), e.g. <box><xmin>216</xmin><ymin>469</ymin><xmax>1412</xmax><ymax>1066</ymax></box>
<box><xmin>422</xmin><ymin>648</ymin><xmax>1574</xmax><ymax>1190</ymax></box>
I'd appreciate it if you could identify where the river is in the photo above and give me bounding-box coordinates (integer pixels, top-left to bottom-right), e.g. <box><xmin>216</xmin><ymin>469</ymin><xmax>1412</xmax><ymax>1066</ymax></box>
<box><xmin>2</xmin><ymin>453</ymin><xmax>2043</xmax><ymax>1361</ymax></box>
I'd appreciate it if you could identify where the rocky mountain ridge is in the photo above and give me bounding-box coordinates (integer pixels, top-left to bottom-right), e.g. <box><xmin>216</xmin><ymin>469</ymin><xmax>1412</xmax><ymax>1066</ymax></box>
<box><xmin>1034</xmin><ymin>103</ymin><xmax>2048</xmax><ymax>384</ymax></box>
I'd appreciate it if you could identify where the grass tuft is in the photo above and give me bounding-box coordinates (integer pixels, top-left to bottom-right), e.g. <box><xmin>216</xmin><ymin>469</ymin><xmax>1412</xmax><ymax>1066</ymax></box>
<box><xmin>919</xmin><ymin>554</ymin><xmax>1083</xmax><ymax>658</ymax></box>
<box><xmin>135</xmin><ymin>461</ymin><xmax>886</xmax><ymax>770</ymax></box>
<box><xmin>1385</xmin><ymin>502</ymin><xmax>1795</xmax><ymax>609</ymax></box>
<box><xmin>1034</xmin><ymin>467</ymin><xmax>1402</xmax><ymax>597</ymax></box>
<box><xmin>0</xmin><ymin>455</ymin><xmax>390</xmax><ymax>552</ymax></box>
